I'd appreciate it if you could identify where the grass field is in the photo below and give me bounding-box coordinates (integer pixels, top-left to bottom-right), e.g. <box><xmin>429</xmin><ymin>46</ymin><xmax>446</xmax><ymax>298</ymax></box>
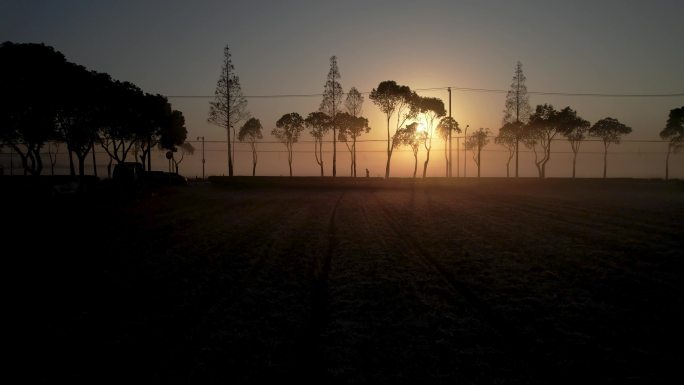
<box><xmin>10</xmin><ymin>177</ymin><xmax>684</xmax><ymax>384</ymax></box>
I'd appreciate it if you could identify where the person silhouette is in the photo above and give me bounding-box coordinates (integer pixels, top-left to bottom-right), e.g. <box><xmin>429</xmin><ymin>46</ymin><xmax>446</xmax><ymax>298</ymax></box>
<box><xmin>365</xmin><ymin>168</ymin><xmax>370</xmax><ymax>178</ymax></box>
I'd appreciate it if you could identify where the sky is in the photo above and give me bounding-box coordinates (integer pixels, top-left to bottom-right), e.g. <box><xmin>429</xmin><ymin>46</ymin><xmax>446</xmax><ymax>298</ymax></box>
<box><xmin>2</xmin><ymin>0</ymin><xmax>683</xmax><ymax>178</ymax></box>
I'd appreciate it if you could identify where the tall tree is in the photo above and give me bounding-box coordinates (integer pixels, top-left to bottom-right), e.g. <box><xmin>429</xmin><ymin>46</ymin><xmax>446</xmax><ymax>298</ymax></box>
<box><xmin>343</xmin><ymin>87</ymin><xmax>366</xmax><ymax>177</ymax></box>
<box><xmin>369</xmin><ymin>81</ymin><xmax>416</xmax><ymax>178</ymax></box>
<box><xmin>272</xmin><ymin>113</ymin><xmax>305</xmax><ymax>177</ymax></box>
<box><xmin>319</xmin><ymin>56</ymin><xmax>343</xmax><ymax>177</ymax></box>
<box><xmin>98</xmin><ymin>80</ymin><xmax>146</xmax><ymax>167</ymax></box>
<box><xmin>660</xmin><ymin>106</ymin><xmax>684</xmax><ymax>180</ymax></box>
<box><xmin>589</xmin><ymin>117</ymin><xmax>632</xmax><ymax>178</ymax></box>
<box><xmin>0</xmin><ymin>42</ymin><xmax>66</xmax><ymax>175</ymax></box>
<box><xmin>438</xmin><ymin>117</ymin><xmax>460</xmax><ymax>177</ymax></box>
<box><xmin>502</xmin><ymin>61</ymin><xmax>531</xmax><ymax>177</ymax></box>
<box><xmin>208</xmin><ymin>45</ymin><xmax>249</xmax><ymax>177</ymax></box>
<box><xmin>415</xmin><ymin>97</ymin><xmax>446</xmax><ymax>178</ymax></box>
<box><xmin>337</xmin><ymin>112</ymin><xmax>370</xmax><ymax>177</ymax></box>
<box><xmin>556</xmin><ymin>106</ymin><xmax>590</xmax><ymax>178</ymax></box>
<box><xmin>305</xmin><ymin>112</ymin><xmax>332</xmax><ymax>176</ymax></box>
<box><xmin>465</xmin><ymin>128</ymin><xmax>490</xmax><ymax>178</ymax></box>
<box><xmin>393</xmin><ymin>122</ymin><xmax>426</xmax><ymax>178</ymax></box>
<box><xmin>239</xmin><ymin>118</ymin><xmax>263</xmax><ymax>177</ymax></box>
<box><xmin>494</xmin><ymin>124</ymin><xmax>517</xmax><ymax>177</ymax></box>
<box><xmin>526</xmin><ymin>104</ymin><xmax>561</xmax><ymax>178</ymax></box>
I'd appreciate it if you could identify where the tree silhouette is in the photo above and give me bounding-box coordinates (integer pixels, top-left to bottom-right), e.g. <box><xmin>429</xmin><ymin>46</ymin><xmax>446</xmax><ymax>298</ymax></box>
<box><xmin>502</xmin><ymin>61</ymin><xmax>531</xmax><ymax>177</ymax></box>
<box><xmin>343</xmin><ymin>87</ymin><xmax>366</xmax><ymax>176</ymax></box>
<box><xmin>0</xmin><ymin>42</ymin><xmax>67</xmax><ymax>175</ymax></box>
<box><xmin>394</xmin><ymin>122</ymin><xmax>426</xmax><ymax>178</ymax></box>
<box><xmin>272</xmin><ymin>113</ymin><xmax>305</xmax><ymax>177</ymax></box>
<box><xmin>465</xmin><ymin>128</ymin><xmax>490</xmax><ymax>178</ymax></box>
<box><xmin>305</xmin><ymin>112</ymin><xmax>332</xmax><ymax>176</ymax></box>
<box><xmin>208</xmin><ymin>45</ymin><xmax>249</xmax><ymax>177</ymax></box>
<box><xmin>438</xmin><ymin>117</ymin><xmax>460</xmax><ymax>177</ymax></box>
<box><xmin>320</xmin><ymin>56</ymin><xmax>343</xmax><ymax>177</ymax></box>
<box><xmin>525</xmin><ymin>104</ymin><xmax>561</xmax><ymax>178</ymax></box>
<box><xmin>494</xmin><ymin>123</ymin><xmax>518</xmax><ymax>177</ymax></box>
<box><xmin>171</xmin><ymin>142</ymin><xmax>194</xmax><ymax>174</ymax></box>
<box><xmin>370</xmin><ymin>81</ymin><xmax>417</xmax><ymax>178</ymax></box>
<box><xmin>659</xmin><ymin>106</ymin><xmax>683</xmax><ymax>180</ymax></box>
<box><xmin>416</xmin><ymin>97</ymin><xmax>446</xmax><ymax>178</ymax></box>
<box><xmin>557</xmin><ymin>107</ymin><xmax>590</xmax><ymax>178</ymax></box>
<box><xmin>589</xmin><ymin>117</ymin><xmax>632</xmax><ymax>178</ymax></box>
<box><xmin>337</xmin><ymin>112</ymin><xmax>370</xmax><ymax>177</ymax></box>
<box><xmin>239</xmin><ymin>118</ymin><xmax>264</xmax><ymax>176</ymax></box>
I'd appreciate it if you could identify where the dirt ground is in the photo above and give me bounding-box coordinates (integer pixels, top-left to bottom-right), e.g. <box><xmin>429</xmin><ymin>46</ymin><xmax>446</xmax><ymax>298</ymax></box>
<box><xmin>9</xmin><ymin>177</ymin><xmax>684</xmax><ymax>384</ymax></box>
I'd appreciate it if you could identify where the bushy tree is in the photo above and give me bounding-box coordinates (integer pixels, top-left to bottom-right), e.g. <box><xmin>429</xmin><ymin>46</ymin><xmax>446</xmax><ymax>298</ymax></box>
<box><xmin>557</xmin><ymin>107</ymin><xmax>590</xmax><ymax>178</ymax></box>
<box><xmin>337</xmin><ymin>112</ymin><xmax>370</xmax><ymax>177</ymax></box>
<box><xmin>415</xmin><ymin>97</ymin><xmax>446</xmax><ymax>178</ymax></box>
<box><xmin>305</xmin><ymin>112</ymin><xmax>331</xmax><ymax>176</ymax></box>
<box><xmin>525</xmin><ymin>104</ymin><xmax>561</xmax><ymax>178</ymax></box>
<box><xmin>589</xmin><ymin>117</ymin><xmax>632</xmax><ymax>178</ymax></box>
<box><xmin>393</xmin><ymin>122</ymin><xmax>426</xmax><ymax>178</ymax></box>
<box><xmin>370</xmin><ymin>81</ymin><xmax>417</xmax><ymax>178</ymax></box>
<box><xmin>272</xmin><ymin>113</ymin><xmax>305</xmax><ymax>177</ymax></box>
<box><xmin>465</xmin><ymin>128</ymin><xmax>490</xmax><ymax>178</ymax></box>
<box><xmin>239</xmin><ymin>118</ymin><xmax>263</xmax><ymax>176</ymax></box>
<box><xmin>437</xmin><ymin>117</ymin><xmax>460</xmax><ymax>177</ymax></box>
<box><xmin>494</xmin><ymin>123</ymin><xmax>518</xmax><ymax>177</ymax></box>
<box><xmin>660</xmin><ymin>106</ymin><xmax>684</xmax><ymax>180</ymax></box>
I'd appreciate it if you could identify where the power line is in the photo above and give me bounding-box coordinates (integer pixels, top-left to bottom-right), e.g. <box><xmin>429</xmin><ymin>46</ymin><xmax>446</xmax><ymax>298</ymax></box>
<box><xmin>167</xmin><ymin>86</ymin><xmax>684</xmax><ymax>99</ymax></box>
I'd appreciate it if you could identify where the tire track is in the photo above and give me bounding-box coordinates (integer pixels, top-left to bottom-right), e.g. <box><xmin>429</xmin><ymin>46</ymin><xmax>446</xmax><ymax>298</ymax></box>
<box><xmin>299</xmin><ymin>192</ymin><xmax>345</xmax><ymax>383</ymax></box>
<box><xmin>370</xmin><ymin>191</ymin><xmax>555</xmax><ymax>383</ymax></box>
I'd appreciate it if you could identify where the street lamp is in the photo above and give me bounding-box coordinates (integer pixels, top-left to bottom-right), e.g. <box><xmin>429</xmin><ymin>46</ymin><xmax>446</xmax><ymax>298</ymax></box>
<box><xmin>197</xmin><ymin>136</ymin><xmax>205</xmax><ymax>180</ymax></box>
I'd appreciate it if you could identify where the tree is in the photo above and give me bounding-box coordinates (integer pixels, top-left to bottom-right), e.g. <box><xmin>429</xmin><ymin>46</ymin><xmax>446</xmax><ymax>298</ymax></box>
<box><xmin>208</xmin><ymin>45</ymin><xmax>249</xmax><ymax>177</ymax></box>
<box><xmin>438</xmin><ymin>117</ymin><xmax>460</xmax><ymax>177</ymax></box>
<box><xmin>171</xmin><ymin>142</ymin><xmax>194</xmax><ymax>174</ymax></box>
<box><xmin>415</xmin><ymin>97</ymin><xmax>446</xmax><ymax>178</ymax></box>
<box><xmin>337</xmin><ymin>112</ymin><xmax>370</xmax><ymax>177</ymax></box>
<box><xmin>393</xmin><ymin>122</ymin><xmax>426</xmax><ymax>178</ymax></box>
<box><xmin>305</xmin><ymin>112</ymin><xmax>332</xmax><ymax>176</ymax></box>
<box><xmin>342</xmin><ymin>87</ymin><xmax>368</xmax><ymax>176</ymax></box>
<box><xmin>525</xmin><ymin>104</ymin><xmax>561</xmax><ymax>178</ymax></box>
<box><xmin>0</xmin><ymin>42</ymin><xmax>67</xmax><ymax>175</ymax></box>
<box><xmin>556</xmin><ymin>107</ymin><xmax>590</xmax><ymax>178</ymax></box>
<box><xmin>369</xmin><ymin>81</ymin><xmax>417</xmax><ymax>178</ymax></box>
<box><xmin>272</xmin><ymin>113</ymin><xmax>305</xmax><ymax>177</ymax></box>
<box><xmin>589</xmin><ymin>117</ymin><xmax>632</xmax><ymax>178</ymax></box>
<box><xmin>320</xmin><ymin>56</ymin><xmax>343</xmax><ymax>177</ymax></box>
<box><xmin>502</xmin><ymin>61</ymin><xmax>531</xmax><ymax>177</ymax></box>
<box><xmin>465</xmin><ymin>128</ymin><xmax>490</xmax><ymax>178</ymax></box>
<box><xmin>98</xmin><ymin>80</ymin><xmax>147</xmax><ymax>170</ymax></box>
<box><xmin>238</xmin><ymin>118</ymin><xmax>263</xmax><ymax>176</ymax></box>
<box><xmin>660</xmin><ymin>106</ymin><xmax>683</xmax><ymax>180</ymax></box>
<box><xmin>494</xmin><ymin>123</ymin><xmax>518</xmax><ymax>177</ymax></box>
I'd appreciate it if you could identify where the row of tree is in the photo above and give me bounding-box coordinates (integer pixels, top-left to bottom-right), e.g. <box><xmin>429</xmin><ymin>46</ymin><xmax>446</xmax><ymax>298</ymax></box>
<box><xmin>0</xmin><ymin>41</ymin><xmax>191</xmax><ymax>177</ymax></box>
<box><xmin>211</xmin><ymin>49</ymin><xmax>682</xmax><ymax>179</ymax></box>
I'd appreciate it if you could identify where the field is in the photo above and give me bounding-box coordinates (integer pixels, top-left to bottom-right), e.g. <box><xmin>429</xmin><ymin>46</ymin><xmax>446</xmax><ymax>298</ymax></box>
<box><xmin>9</xmin><ymin>177</ymin><xmax>684</xmax><ymax>384</ymax></box>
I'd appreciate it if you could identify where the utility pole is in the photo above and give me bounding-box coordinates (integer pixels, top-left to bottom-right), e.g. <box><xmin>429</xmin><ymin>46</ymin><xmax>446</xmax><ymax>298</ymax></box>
<box><xmin>463</xmin><ymin>125</ymin><xmax>469</xmax><ymax>177</ymax></box>
<box><xmin>197</xmin><ymin>136</ymin><xmax>205</xmax><ymax>180</ymax></box>
<box><xmin>448</xmin><ymin>87</ymin><xmax>452</xmax><ymax>178</ymax></box>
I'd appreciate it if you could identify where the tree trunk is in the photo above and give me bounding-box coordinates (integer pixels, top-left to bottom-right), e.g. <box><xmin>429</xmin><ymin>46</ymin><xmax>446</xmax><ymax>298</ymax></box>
<box><xmin>385</xmin><ymin>117</ymin><xmax>391</xmax><ymax>178</ymax></box>
<box><xmin>422</xmin><ymin>146</ymin><xmax>431</xmax><ymax>178</ymax></box>
<box><xmin>444</xmin><ymin>143</ymin><xmax>448</xmax><ymax>177</ymax></box>
<box><xmin>332</xmin><ymin>126</ymin><xmax>336</xmax><ymax>177</ymax></box>
<box><xmin>477</xmin><ymin>145</ymin><xmax>481</xmax><ymax>178</ymax></box>
<box><xmin>68</xmin><ymin>148</ymin><xmax>75</xmax><ymax>176</ymax></box>
<box><xmin>603</xmin><ymin>143</ymin><xmax>608</xmax><ymax>179</ymax></box>
<box><xmin>352</xmin><ymin>138</ymin><xmax>357</xmax><ymax>177</ymax></box>
<box><xmin>413</xmin><ymin>153</ymin><xmax>418</xmax><ymax>178</ymax></box>
<box><xmin>515</xmin><ymin>138</ymin><xmax>519</xmax><ymax>178</ymax></box>
<box><xmin>91</xmin><ymin>141</ymin><xmax>98</xmax><ymax>177</ymax></box>
<box><xmin>665</xmin><ymin>145</ymin><xmax>670</xmax><ymax>180</ymax></box>
<box><xmin>572</xmin><ymin>151</ymin><xmax>577</xmax><ymax>178</ymax></box>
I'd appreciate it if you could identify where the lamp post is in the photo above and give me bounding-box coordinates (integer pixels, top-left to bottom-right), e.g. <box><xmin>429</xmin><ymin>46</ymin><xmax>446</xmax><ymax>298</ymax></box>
<box><xmin>197</xmin><ymin>136</ymin><xmax>205</xmax><ymax>180</ymax></box>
